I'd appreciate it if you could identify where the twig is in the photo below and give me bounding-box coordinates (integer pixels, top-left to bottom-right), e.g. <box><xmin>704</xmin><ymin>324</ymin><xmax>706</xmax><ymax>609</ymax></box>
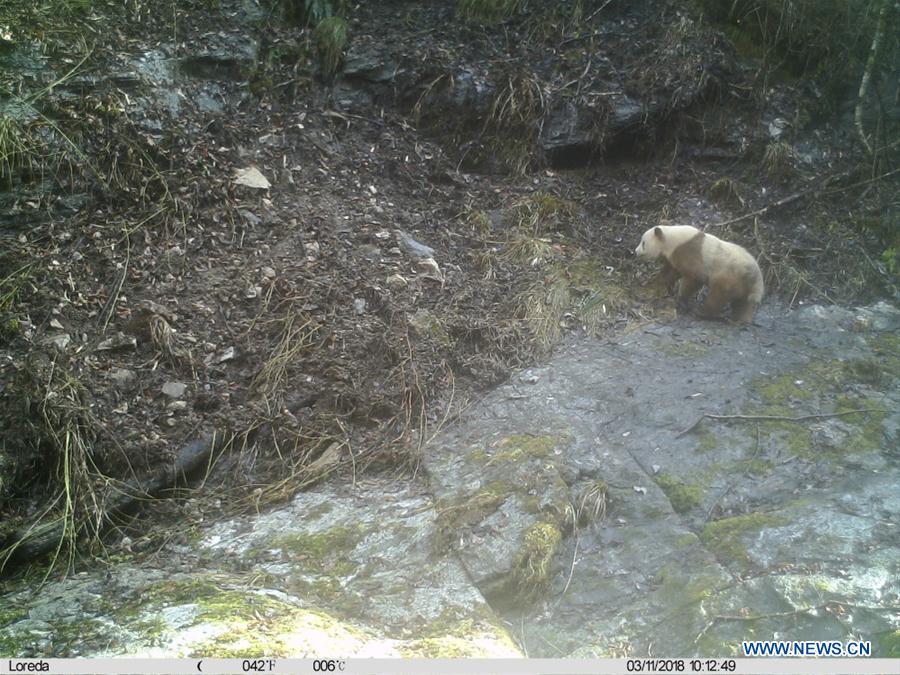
<box><xmin>715</xmin><ymin>187</ymin><xmax>818</xmax><ymax>228</ymax></box>
<box><xmin>585</xmin><ymin>0</ymin><xmax>618</xmax><ymax>23</ymax></box>
<box><xmin>98</xmin><ymin>230</ymin><xmax>130</xmax><ymax>332</ymax></box>
<box><xmin>677</xmin><ymin>409</ymin><xmax>885</xmax><ymax>438</ymax></box>
<box><xmin>554</xmin><ymin>528</ymin><xmax>579</xmax><ymax>606</ymax></box>
<box><xmin>322</xmin><ymin>109</ymin><xmax>385</xmax><ymax>127</ymax></box>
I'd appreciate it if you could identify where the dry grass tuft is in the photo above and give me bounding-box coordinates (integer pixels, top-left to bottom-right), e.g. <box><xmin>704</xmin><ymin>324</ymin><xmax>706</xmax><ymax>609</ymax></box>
<box><xmin>502</xmin><ymin>234</ymin><xmax>554</xmax><ymax>268</ymax></box>
<box><xmin>0</xmin><ymin>113</ymin><xmax>39</xmax><ymax>184</ymax></box>
<box><xmin>761</xmin><ymin>141</ymin><xmax>793</xmax><ymax>178</ymax></box>
<box><xmin>707</xmin><ymin>177</ymin><xmax>744</xmax><ymax>208</ymax></box>
<box><xmin>506</xmin><ymin>191</ymin><xmax>577</xmax><ymax>236</ymax></box>
<box><xmin>576</xmin><ymin>479</ymin><xmax>608</xmax><ymax>525</ymax></box>
<box><xmin>1</xmin><ymin>356</ymin><xmax>106</xmax><ymax>574</ymax></box>
<box><xmin>251</xmin><ymin>306</ymin><xmax>319</xmax><ymax>399</ymax></box>
<box><xmin>485</xmin><ymin>71</ymin><xmax>546</xmax><ymax>174</ymax></box>
<box><xmin>517</xmin><ymin>260</ymin><xmax>631</xmax><ymax>352</ymax></box>
<box><xmin>314</xmin><ymin>16</ymin><xmax>347</xmax><ymax>78</ymax></box>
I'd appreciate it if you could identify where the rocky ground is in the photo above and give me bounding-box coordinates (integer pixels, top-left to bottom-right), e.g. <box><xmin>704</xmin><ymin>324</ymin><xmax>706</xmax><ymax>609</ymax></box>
<box><xmin>0</xmin><ymin>0</ymin><xmax>897</xmax><ymax>577</ymax></box>
<box><xmin>2</xmin><ymin>301</ymin><xmax>897</xmax><ymax>658</ymax></box>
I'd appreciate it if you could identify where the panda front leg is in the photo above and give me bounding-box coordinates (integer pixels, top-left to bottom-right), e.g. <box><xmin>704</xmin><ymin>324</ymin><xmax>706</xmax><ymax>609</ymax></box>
<box><xmin>676</xmin><ymin>276</ymin><xmax>703</xmax><ymax>309</ymax></box>
<box><xmin>655</xmin><ymin>260</ymin><xmax>680</xmax><ymax>295</ymax></box>
<box><xmin>696</xmin><ymin>284</ymin><xmax>728</xmax><ymax>319</ymax></box>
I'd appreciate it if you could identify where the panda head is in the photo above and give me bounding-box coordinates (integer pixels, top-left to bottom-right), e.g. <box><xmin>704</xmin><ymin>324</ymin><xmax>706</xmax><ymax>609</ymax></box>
<box><xmin>635</xmin><ymin>226</ymin><xmax>666</xmax><ymax>260</ymax></box>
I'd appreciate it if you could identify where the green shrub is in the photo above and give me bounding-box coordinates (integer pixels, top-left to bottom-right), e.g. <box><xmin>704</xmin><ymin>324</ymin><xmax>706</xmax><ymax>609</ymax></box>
<box><xmin>314</xmin><ymin>16</ymin><xmax>347</xmax><ymax>78</ymax></box>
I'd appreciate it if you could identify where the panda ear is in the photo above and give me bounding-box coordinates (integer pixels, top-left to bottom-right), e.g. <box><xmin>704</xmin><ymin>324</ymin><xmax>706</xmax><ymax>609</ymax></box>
<box><xmin>654</xmin><ymin>226</ymin><xmax>664</xmax><ymax>239</ymax></box>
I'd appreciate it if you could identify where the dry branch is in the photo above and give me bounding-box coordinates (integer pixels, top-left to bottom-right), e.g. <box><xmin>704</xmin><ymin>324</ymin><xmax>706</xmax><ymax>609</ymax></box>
<box><xmin>676</xmin><ymin>409</ymin><xmax>886</xmax><ymax>438</ymax></box>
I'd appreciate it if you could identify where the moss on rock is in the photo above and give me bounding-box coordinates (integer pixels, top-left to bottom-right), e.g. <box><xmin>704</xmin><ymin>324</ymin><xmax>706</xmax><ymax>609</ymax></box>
<box><xmin>509</xmin><ymin>521</ymin><xmax>562</xmax><ymax>603</ymax></box>
<box><xmin>655</xmin><ymin>472</ymin><xmax>704</xmax><ymax>514</ymax></box>
<box><xmin>701</xmin><ymin>511</ymin><xmax>782</xmax><ymax>567</ymax></box>
<box><xmin>485</xmin><ymin>433</ymin><xmax>564</xmax><ymax>464</ymax></box>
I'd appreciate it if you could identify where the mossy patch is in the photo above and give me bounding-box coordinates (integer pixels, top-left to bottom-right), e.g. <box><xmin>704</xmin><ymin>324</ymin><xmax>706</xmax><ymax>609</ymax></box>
<box><xmin>748</xmin><ymin>357</ymin><xmax>892</xmax><ymax>462</ymax></box>
<box><xmin>834</xmin><ymin>395</ymin><xmax>888</xmax><ymax>455</ymax></box>
<box><xmin>262</xmin><ymin>525</ymin><xmax>365</xmax><ymax>577</ymax></box>
<box><xmin>653</xmin><ymin>565</ymin><xmax>720</xmax><ymax>607</ymax></box>
<box><xmin>0</xmin><ymin>607</ymin><xmax>29</xmax><ymax>656</ymax></box>
<box><xmin>485</xmin><ymin>433</ymin><xmax>567</xmax><ymax>465</ymax></box>
<box><xmin>398</xmin><ymin>609</ymin><xmax>518</xmax><ymax>656</ymax></box>
<box><xmin>0</xmin><ymin>606</ymin><xmax>26</xmax><ymax>628</ymax></box>
<box><xmin>864</xmin><ymin>333</ymin><xmax>900</xmax><ymax>379</ymax></box>
<box><xmin>661</xmin><ymin>340</ymin><xmax>710</xmax><ymax>359</ymax></box>
<box><xmin>407</xmin><ymin>309</ymin><xmax>452</xmax><ymax>348</ymax></box>
<box><xmin>673</xmin><ymin>532</ymin><xmax>699</xmax><ymax>549</ymax></box>
<box><xmin>756</xmin><ymin>372</ymin><xmax>815</xmax><ymax>405</ymax></box>
<box><xmin>730</xmin><ymin>456</ymin><xmax>775</xmax><ymax>476</ymax></box>
<box><xmin>508</xmin><ymin>521</ymin><xmax>562</xmax><ymax>603</ymax></box>
<box><xmin>655</xmin><ymin>472</ymin><xmax>704</xmax><ymax>514</ymax></box>
<box><xmin>139</xmin><ymin>577</ymin><xmax>372</xmax><ymax>657</ymax></box>
<box><xmin>701</xmin><ymin>511</ymin><xmax>782</xmax><ymax>567</ymax></box>
<box><xmin>269</xmin><ymin>525</ymin><xmax>363</xmax><ymax>559</ymax></box>
<box><xmin>400</xmin><ymin>635</ymin><xmax>482</xmax><ymax>657</ymax></box>
<box><xmin>433</xmin><ymin>480</ymin><xmax>516</xmax><ymax>551</ymax></box>
<box><xmin>693</xmin><ymin>429</ymin><xmax>720</xmax><ymax>454</ymax></box>
<box><xmin>191</xmin><ymin>604</ymin><xmax>369</xmax><ymax>658</ymax></box>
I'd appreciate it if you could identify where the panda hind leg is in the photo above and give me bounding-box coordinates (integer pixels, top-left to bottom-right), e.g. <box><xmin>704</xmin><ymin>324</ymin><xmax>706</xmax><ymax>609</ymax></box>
<box><xmin>696</xmin><ymin>284</ymin><xmax>729</xmax><ymax>319</ymax></box>
<box><xmin>730</xmin><ymin>297</ymin><xmax>758</xmax><ymax>325</ymax></box>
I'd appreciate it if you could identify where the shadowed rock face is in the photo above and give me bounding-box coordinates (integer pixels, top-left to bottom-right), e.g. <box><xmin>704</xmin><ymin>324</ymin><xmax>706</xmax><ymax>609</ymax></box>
<box><xmin>1</xmin><ymin>302</ymin><xmax>897</xmax><ymax>658</ymax></box>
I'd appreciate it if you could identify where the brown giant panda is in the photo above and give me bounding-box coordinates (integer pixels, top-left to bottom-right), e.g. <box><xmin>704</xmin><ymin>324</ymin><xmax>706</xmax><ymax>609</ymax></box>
<box><xmin>635</xmin><ymin>224</ymin><xmax>764</xmax><ymax>324</ymax></box>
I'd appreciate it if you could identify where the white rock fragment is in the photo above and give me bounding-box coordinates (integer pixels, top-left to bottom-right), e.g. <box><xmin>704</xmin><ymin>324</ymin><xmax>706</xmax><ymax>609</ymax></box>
<box><xmin>396</xmin><ymin>230</ymin><xmax>434</xmax><ymax>259</ymax></box>
<box><xmin>110</xmin><ymin>368</ymin><xmax>136</xmax><ymax>386</ymax></box>
<box><xmin>97</xmin><ymin>333</ymin><xmax>137</xmax><ymax>352</ymax></box>
<box><xmin>385</xmin><ymin>274</ymin><xmax>408</xmax><ymax>289</ymax></box>
<box><xmin>162</xmin><ymin>382</ymin><xmax>187</xmax><ymax>399</ymax></box>
<box><xmin>44</xmin><ymin>333</ymin><xmax>71</xmax><ymax>352</ymax></box>
<box><xmin>416</xmin><ymin>257</ymin><xmax>443</xmax><ymax>281</ymax></box>
<box><xmin>233</xmin><ymin>166</ymin><xmax>271</xmax><ymax>189</ymax></box>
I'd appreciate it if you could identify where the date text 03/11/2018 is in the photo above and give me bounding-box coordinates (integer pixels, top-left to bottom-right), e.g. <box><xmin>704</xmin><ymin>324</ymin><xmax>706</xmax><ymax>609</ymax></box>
<box><xmin>626</xmin><ymin>658</ymin><xmax>737</xmax><ymax>672</ymax></box>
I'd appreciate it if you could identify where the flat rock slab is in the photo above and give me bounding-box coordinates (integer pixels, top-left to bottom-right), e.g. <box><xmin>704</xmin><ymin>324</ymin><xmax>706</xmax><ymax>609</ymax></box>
<box><xmin>423</xmin><ymin>302</ymin><xmax>900</xmax><ymax>657</ymax></box>
<box><xmin>0</xmin><ymin>480</ymin><xmax>519</xmax><ymax>658</ymax></box>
